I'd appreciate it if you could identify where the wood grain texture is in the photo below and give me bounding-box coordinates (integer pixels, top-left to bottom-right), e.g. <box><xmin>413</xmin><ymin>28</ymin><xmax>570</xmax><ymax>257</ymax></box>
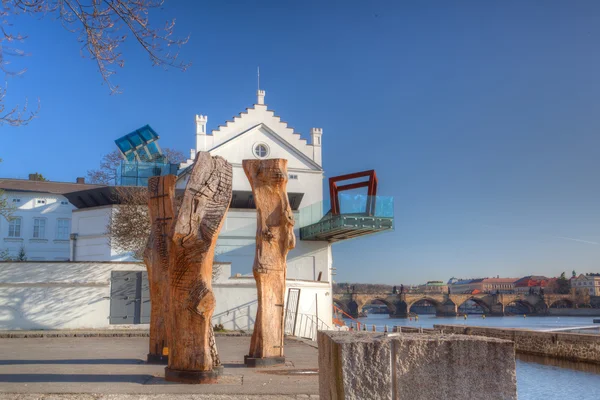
<box><xmin>167</xmin><ymin>152</ymin><xmax>232</xmax><ymax>375</ymax></box>
<box><xmin>144</xmin><ymin>175</ymin><xmax>176</xmax><ymax>361</ymax></box>
<box><xmin>243</xmin><ymin>159</ymin><xmax>296</xmax><ymax>359</ymax></box>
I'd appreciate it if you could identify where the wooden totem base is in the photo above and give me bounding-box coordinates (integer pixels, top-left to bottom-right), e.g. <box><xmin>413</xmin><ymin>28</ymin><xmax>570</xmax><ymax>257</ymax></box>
<box><xmin>244</xmin><ymin>355</ymin><xmax>286</xmax><ymax>368</ymax></box>
<box><xmin>146</xmin><ymin>353</ymin><xmax>168</xmax><ymax>364</ymax></box>
<box><xmin>164</xmin><ymin>367</ymin><xmax>219</xmax><ymax>384</ymax></box>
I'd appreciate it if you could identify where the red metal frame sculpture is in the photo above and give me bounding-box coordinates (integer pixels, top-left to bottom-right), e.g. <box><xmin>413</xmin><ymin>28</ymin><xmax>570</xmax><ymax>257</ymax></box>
<box><xmin>329</xmin><ymin>170</ymin><xmax>378</xmax><ymax>216</ymax></box>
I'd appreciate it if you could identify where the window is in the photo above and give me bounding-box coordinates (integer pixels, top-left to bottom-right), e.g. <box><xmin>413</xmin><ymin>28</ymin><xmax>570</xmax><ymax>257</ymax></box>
<box><xmin>60</xmin><ymin>201</ymin><xmax>69</xmax><ymax>206</ymax></box>
<box><xmin>289</xmin><ymin>174</ymin><xmax>299</xmax><ymax>180</ymax></box>
<box><xmin>8</xmin><ymin>218</ymin><xmax>22</xmax><ymax>238</ymax></box>
<box><xmin>33</xmin><ymin>218</ymin><xmax>46</xmax><ymax>239</ymax></box>
<box><xmin>57</xmin><ymin>219</ymin><xmax>70</xmax><ymax>240</ymax></box>
<box><xmin>253</xmin><ymin>143</ymin><xmax>269</xmax><ymax>158</ymax></box>
<box><xmin>12</xmin><ymin>198</ymin><xmax>21</xmax><ymax>203</ymax></box>
<box><xmin>36</xmin><ymin>199</ymin><xmax>46</xmax><ymax>205</ymax></box>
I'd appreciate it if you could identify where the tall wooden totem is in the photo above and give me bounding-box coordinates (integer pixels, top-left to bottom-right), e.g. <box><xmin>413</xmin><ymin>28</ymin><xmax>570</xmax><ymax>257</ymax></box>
<box><xmin>243</xmin><ymin>159</ymin><xmax>296</xmax><ymax>367</ymax></box>
<box><xmin>165</xmin><ymin>152</ymin><xmax>233</xmax><ymax>383</ymax></box>
<box><xmin>144</xmin><ymin>175</ymin><xmax>176</xmax><ymax>364</ymax></box>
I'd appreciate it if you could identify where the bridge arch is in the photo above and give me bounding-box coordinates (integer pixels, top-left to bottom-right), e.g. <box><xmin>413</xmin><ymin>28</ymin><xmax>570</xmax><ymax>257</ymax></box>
<box><xmin>549</xmin><ymin>299</ymin><xmax>574</xmax><ymax>309</ymax></box>
<box><xmin>407</xmin><ymin>297</ymin><xmax>444</xmax><ymax>315</ymax></box>
<box><xmin>457</xmin><ymin>297</ymin><xmax>492</xmax><ymax>314</ymax></box>
<box><xmin>362</xmin><ymin>298</ymin><xmax>397</xmax><ymax>315</ymax></box>
<box><xmin>505</xmin><ymin>299</ymin><xmax>536</xmax><ymax>315</ymax></box>
<box><xmin>407</xmin><ymin>296</ymin><xmax>442</xmax><ymax>310</ymax></box>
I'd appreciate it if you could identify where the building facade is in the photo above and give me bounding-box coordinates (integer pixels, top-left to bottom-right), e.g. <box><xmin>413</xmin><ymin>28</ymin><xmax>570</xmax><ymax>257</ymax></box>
<box><xmin>571</xmin><ymin>274</ymin><xmax>600</xmax><ymax>296</ymax></box>
<box><xmin>58</xmin><ymin>90</ymin><xmax>335</xmax><ymax>331</ymax></box>
<box><xmin>449</xmin><ymin>277</ymin><xmax>517</xmax><ymax>294</ymax></box>
<box><xmin>513</xmin><ymin>276</ymin><xmax>550</xmax><ymax>294</ymax></box>
<box><xmin>0</xmin><ymin>177</ymin><xmax>102</xmax><ymax>261</ymax></box>
<box><xmin>417</xmin><ymin>281</ymin><xmax>448</xmax><ymax>293</ymax></box>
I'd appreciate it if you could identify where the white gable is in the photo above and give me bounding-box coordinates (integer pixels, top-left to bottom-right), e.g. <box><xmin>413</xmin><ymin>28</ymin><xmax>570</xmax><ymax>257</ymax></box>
<box><xmin>187</xmin><ymin>94</ymin><xmax>323</xmax><ymax>170</ymax></box>
<box><xmin>210</xmin><ymin>104</ymin><xmax>314</xmax><ymax>157</ymax></box>
<box><xmin>209</xmin><ymin>124</ymin><xmax>320</xmax><ymax>170</ymax></box>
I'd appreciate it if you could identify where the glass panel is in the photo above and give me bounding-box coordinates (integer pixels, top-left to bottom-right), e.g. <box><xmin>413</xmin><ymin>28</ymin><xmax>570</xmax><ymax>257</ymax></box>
<box><xmin>297</xmin><ymin>195</ymin><xmax>394</xmax><ymax>228</ymax></box>
<box><xmin>115</xmin><ymin>137</ymin><xmax>132</xmax><ymax>153</ymax></box>
<box><xmin>128</xmin><ymin>133</ymin><xmax>143</xmax><ymax>147</ymax></box>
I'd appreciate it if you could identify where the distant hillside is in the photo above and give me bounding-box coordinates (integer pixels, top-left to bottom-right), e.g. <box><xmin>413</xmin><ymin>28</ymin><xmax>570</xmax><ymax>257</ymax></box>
<box><xmin>333</xmin><ymin>282</ymin><xmax>395</xmax><ymax>294</ymax></box>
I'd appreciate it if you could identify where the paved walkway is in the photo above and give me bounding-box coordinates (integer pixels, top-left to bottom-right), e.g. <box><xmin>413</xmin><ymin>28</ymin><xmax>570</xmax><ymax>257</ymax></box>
<box><xmin>0</xmin><ymin>336</ymin><xmax>320</xmax><ymax>399</ymax></box>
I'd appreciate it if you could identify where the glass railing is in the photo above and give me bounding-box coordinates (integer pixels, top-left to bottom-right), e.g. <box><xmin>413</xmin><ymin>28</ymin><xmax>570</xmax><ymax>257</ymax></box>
<box><xmin>116</xmin><ymin>161</ymin><xmax>179</xmax><ymax>187</ymax></box>
<box><xmin>297</xmin><ymin>194</ymin><xmax>394</xmax><ymax>228</ymax></box>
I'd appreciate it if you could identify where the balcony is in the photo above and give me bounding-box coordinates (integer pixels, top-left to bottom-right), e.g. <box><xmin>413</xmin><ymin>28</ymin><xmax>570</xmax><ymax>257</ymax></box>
<box><xmin>299</xmin><ymin>194</ymin><xmax>394</xmax><ymax>243</ymax></box>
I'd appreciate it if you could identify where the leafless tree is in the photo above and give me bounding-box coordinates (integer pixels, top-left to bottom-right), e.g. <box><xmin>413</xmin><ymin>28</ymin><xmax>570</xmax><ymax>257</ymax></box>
<box><xmin>87</xmin><ymin>148</ymin><xmax>185</xmax><ymax>185</ymax></box>
<box><xmin>107</xmin><ymin>184</ymin><xmax>222</xmax><ymax>279</ymax></box>
<box><xmin>1</xmin><ymin>0</ymin><xmax>189</xmax><ymax>126</ymax></box>
<box><xmin>107</xmin><ymin>185</ymin><xmax>149</xmax><ymax>260</ymax></box>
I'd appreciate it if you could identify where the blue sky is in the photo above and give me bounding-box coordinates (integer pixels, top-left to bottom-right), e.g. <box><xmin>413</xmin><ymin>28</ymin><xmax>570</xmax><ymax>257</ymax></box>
<box><xmin>1</xmin><ymin>1</ymin><xmax>599</xmax><ymax>284</ymax></box>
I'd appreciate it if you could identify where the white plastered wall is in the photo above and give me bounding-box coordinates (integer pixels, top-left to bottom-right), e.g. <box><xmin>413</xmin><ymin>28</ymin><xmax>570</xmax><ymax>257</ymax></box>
<box><xmin>0</xmin><ymin>262</ymin><xmax>333</xmax><ymax>333</ymax></box>
<box><xmin>71</xmin><ymin>206</ymin><xmax>136</xmax><ymax>262</ymax></box>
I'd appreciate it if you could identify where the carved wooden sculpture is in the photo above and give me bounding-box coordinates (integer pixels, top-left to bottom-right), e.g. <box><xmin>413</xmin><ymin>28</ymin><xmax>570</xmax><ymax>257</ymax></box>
<box><xmin>165</xmin><ymin>152</ymin><xmax>232</xmax><ymax>384</ymax></box>
<box><xmin>143</xmin><ymin>175</ymin><xmax>176</xmax><ymax>364</ymax></box>
<box><xmin>243</xmin><ymin>159</ymin><xmax>296</xmax><ymax>367</ymax></box>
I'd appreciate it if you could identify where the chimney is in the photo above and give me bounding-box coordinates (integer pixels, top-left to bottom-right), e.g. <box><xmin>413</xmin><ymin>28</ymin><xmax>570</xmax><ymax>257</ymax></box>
<box><xmin>76</xmin><ymin>177</ymin><xmax>85</xmax><ymax>184</ymax></box>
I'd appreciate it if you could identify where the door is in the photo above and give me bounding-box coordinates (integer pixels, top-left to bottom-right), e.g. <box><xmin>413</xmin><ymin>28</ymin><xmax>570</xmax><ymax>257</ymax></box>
<box><xmin>109</xmin><ymin>271</ymin><xmax>148</xmax><ymax>325</ymax></box>
<box><xmin>284</xmin><ymin>288</ymin><xmax>301</xmax><ymax>336</ymax></box>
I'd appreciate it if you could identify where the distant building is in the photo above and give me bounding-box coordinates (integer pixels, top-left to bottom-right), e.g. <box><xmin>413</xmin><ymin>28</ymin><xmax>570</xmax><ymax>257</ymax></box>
<box><xmin>481</xmin><ymin>278</ymin><xmax>518</xmax><ymax>293</ymax></box>
<box><xmin>449</xmin><ymin>279</ymin><xmax>483</xmax><ymax>294</ymax></box>
<box><xmin>449</xmin><ymin>277</ymin><xmax>517</xmax><ymax>294</ymax></box>
<box><xmin>571</xmin><ymin>274</ymin><xmax>600</xmax><ymax>296</ymax></box>
<box><xmin>0</xmin><ymin>176</ymin><xmax>103</xmax><ymax>261</ymax></box>
<box><xmin>418</xmin><ymin>280</ymin><xmax>448</xmax><ymax>293</ymax></box>
<box><xmin>513</xmin><ymin>276</ymin><xmax>550</xmax><ymax>294</ymax></box>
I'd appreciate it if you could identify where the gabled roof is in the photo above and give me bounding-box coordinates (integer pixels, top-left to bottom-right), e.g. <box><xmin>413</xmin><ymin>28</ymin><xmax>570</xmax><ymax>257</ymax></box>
<box><xmin>209</xmin><ymin>123</ymin><xmax>322</xmax><ymax>170</ymax></box>
<box><xmin>0</xmin><ymin>178</ymin><xmax>105</xmax><ymax>195</ymax></box>
<box><xmin>207</xmin><ymin>104</ymin><xmax>319</xmax><ymax>167</ymax></box>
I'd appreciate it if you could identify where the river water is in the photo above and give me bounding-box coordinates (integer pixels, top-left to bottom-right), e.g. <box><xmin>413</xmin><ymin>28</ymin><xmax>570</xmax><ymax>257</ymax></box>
<box><xmin>347</xmin><ymin>314</ymin><xmax>600</xmax><ymax>399</ymax></box>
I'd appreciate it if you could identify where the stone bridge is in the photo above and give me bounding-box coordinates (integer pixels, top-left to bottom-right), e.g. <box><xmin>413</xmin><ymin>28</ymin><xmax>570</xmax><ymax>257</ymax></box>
<box><xmin>333</xmin><ymin>292</ymin><xmax>584</xmax><ymax>318</ymax></box>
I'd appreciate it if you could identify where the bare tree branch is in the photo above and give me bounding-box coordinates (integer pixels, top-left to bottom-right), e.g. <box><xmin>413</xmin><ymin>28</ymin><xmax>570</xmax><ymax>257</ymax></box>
<box><xmin>87</xmin><ymin>147</ymin><xmax>185</xmax><ymax>185</ymax></box>
<box><xmin>1</xmin><ymin>0</ymin><xmax>189</xmax><ymax>125</ymax></box>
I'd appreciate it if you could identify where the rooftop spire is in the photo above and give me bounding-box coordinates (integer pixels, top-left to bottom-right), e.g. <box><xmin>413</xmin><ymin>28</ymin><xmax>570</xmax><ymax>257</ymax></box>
<box><xmin>257</xmin><ymin>66</ymin><xmax>265</xmax><ymax>105</ymax></box>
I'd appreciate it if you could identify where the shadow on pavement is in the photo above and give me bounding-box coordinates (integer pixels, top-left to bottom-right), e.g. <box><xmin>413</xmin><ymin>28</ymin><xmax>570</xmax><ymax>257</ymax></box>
<box><xmin>0</xmin><ymin>374</ymin><xmax>155</xmax><ymax>383</ymax></box>
<box><xmin>0</xmin><ymin>359</ymin><xmax>145</xmax><ymax>365</ymax></box>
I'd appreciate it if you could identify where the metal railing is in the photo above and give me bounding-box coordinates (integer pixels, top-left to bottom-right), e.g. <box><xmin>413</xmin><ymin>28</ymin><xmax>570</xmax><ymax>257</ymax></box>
<box><xmin>333</xmin><ymin>305</ymin><xmax>363</xmax><ymax>330</ymax></box>
<box><xmin>291</xmin><ymin>313</ymin><xmax>332</xmax><ymax>341</ymax></box>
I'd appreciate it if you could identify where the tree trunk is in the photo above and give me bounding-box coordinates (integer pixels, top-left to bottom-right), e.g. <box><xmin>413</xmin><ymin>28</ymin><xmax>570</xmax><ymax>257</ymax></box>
<box><xmin>165</xmin><ymin>152</ymin><xmax>232</xmax><ymax>384</ymax></box>
<box><xmin>243</xmin><ymin>159</ymin><xmax>296</xmax><ymax>366</ymax></box>
<box><xmin>143</xmin><ymin>175</ymin><xmax>176</xmax><ymax>364</ymax></box>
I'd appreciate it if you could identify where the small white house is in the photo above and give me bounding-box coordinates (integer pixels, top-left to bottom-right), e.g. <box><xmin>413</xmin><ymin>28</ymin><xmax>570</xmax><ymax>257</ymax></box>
<box><xmin>0</xmin><ymin>177</ymin><xmax>103</xmax><ymax>261</ymax></box>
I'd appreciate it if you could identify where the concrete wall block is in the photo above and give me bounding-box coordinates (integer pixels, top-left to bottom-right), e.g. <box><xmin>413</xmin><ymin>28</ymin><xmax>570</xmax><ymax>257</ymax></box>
<box><xmin>318</xmin><ymin>331</ymin><xmax>517</xmax><ymax>400</ymax></box>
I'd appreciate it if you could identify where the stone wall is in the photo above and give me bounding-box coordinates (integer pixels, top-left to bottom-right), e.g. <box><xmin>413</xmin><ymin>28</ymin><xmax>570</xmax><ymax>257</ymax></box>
<box><xmin>548</xmin><ymin>308</ymin><xmax>600</xmax><ymax>316</ymax></box>
<box><xmin>435</xmin><ymin>324</ymin><xmax>600</xmax><ymax>365</ymax></box>
<box><xmin>318</xmin><ymin>331</ymin><xmax>517</xmax><ymax>400</ymax></box>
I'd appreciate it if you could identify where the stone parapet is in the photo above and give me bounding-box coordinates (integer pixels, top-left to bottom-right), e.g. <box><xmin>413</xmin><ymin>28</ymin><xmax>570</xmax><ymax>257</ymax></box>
<box><xmin>318</xmin><ymin>331</ymin><xmax>517</xmax><ymax>400</ymax></box>
<box><xmin>435</xmin><ymin>324</ymin><xmax>600</xmax><ymax>365</ymax></box>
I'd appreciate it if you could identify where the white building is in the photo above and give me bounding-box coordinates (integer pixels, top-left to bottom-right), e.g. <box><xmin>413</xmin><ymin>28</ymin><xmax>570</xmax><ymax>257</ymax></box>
<box><xmin>572</xmin><ymin>274</ymin><xmax>600</xmax><ymax>296</ymax></box>
<box><xmin>55</xmin><ymin>90</ymin><xmax>333</xmax><ymax>334</ymax></box>
<box><xmin>0</xmin><ymin>90</ymin><xmax>392</xmax><ymax>335</ymax></box>
<box><xmin>0</xmin><ymin>176</ymin><xmax>102</xmax><ymax>261</ymax></box>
